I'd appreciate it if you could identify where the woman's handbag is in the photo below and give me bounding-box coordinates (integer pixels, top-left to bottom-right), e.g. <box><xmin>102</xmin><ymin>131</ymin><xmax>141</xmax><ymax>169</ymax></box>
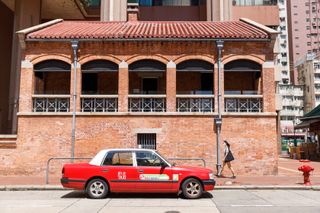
<box><xmin>225</xmin><ymin>150</ymin><xmax>235</xmax><ymax>162</ymax></box>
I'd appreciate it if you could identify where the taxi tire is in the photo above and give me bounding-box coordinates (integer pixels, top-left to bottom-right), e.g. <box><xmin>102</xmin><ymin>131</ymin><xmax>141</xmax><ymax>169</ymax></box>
<box><xmin>181</xmin><ymin>178</ymin><xmax>203</xmax><ymax>199</ymax></box>
<box><xmin>86</xmin><ymin>178</ymin><xmax>109</xmax><ymax>199</ymax></box>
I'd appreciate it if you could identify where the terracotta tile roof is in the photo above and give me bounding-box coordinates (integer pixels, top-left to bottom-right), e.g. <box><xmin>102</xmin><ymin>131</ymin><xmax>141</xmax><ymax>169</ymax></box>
<box><xmin>26</xmin><ymin>20</ymin><xmax>270</xmax><ymax>40</ymax></box>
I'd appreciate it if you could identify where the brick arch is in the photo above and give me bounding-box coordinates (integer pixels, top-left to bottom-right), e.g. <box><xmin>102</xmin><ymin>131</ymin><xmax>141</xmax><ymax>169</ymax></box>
<box><xmin>221</xmin><ymin>55</ymin><xmax>265</xmax><ymax>66</ymax></box>
<box><xmin>174</xmin><ymin>55</ymin><xmax>214</xmax><ymax>65</ymax></box>
<box><xmin>79</xmin><ymin>55</ymin><xmax>122</xmax><ymax>65</ymax></box>
<box><xmin>126</xmin><ymin>55</ymin><xmax>169</xmax><ymax>65</ymax></box>
<box><xmin>30</xmin><ymin>54</ymin><xmax>72</xmax><ymax>65</ymax></box>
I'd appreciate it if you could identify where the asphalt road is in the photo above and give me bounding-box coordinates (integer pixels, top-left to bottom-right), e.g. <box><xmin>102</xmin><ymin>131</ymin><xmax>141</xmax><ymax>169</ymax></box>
<box><xmin>0</xmin><ymin>190</ymin><xmax>320</xmax><ymax>213</ymax></box>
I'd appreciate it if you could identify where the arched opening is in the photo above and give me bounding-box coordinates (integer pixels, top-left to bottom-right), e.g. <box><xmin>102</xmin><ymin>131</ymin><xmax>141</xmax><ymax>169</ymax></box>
<box><xmin>81</xmin><ymin>60</ymin><xmax>118</xmax><ymax>112</ymax></box>
<box><xmin>34</xmin><ymin>60</ymin><xmax>71</xmax><ymax>94</ymax></box>
<box><xmin>82</xmin><ymin>60</ymin><xmax>118</xmax><ymax>95</ymax></box>
<box><xmin>33</xmin><ymin>60</ymin><xmax>71</xmax><ymax>112</ymax></box>
<box><xmin>128</xmin><ymin>59</ymin><xmax>166</xmax><ymax>112</ymax></box>
<box><xmin>176</xmin><ymin>59</ymin><xmax>214</xmax><ymax>112</ymax></box>
<box><xmin>224</xmin><ymin>59</ymin><xmax>262</xmax><ymax>112</ymax></box>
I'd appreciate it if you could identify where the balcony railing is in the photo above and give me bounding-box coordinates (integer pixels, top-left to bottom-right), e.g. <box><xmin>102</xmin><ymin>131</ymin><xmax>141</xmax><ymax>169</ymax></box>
<box><xmin>81</xmin><ymin>95</ymin><xmax>118</xmax><ymax>112</ymax></box>
<box><xmin>176</xmin><ymin>95</ymin><xmax>214</xmax><ymax>112</ymax></box>
<box><xmin>225</xmin><ymin>95</ymin><xmax>263</xmax><ymax>113</ymax></box>
<box><xmin>233</xmin><ymin>0</ymin><xmax>277</xmax><ymax>6</ymax></box>
<box><xmin>32</xmin><ymin>95</ymin><xmax>70</xmax><ymax>112</ymax></box>
<box><xmin>129</xmin><ymin>95</ymin><xmax>166</xmax><ymax>112</ymax></box>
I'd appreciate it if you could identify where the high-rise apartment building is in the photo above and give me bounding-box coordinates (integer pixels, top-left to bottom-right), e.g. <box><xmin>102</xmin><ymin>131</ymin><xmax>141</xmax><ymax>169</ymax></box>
<box><xmin>297</xmin><ymin>54</ymin><xmax>320</xmax><ymax>113</ymax></box>
<box><xmin>288</xmin><ymin>0</ymin><xmax>320</xmax><ymax>84</ymax></box>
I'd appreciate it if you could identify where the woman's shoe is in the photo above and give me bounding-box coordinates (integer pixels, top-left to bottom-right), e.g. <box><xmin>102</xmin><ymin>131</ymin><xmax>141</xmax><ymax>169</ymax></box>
<box><xmin>231</xmin><ymin>175</ymin><xmax>236</xmax><ymax>179</ymax></box>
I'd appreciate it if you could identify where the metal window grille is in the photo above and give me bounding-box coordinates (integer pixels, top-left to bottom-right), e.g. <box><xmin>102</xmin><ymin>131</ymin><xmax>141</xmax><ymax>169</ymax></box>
<box><xmin>129</xmin><ymin>97</ymin><xmax>166</xmax><ymax>112</ymax></box>
<box><xmin>33</xmin><ymin>97</ymin><xmax>70</xmax><ymax>112</ymax></box>
<box><xmin>176</xmin><ymin>97</ymin><xmax>214</xmax><ymax>112</ymax></box>
<box><xmin>225</xmin><ymin>97</ymin><xmax>262</xmax><ymax>113</ymax></box>
<box><xmin>137</xmin><ymin>133</ymin><xmax>156</xmax><ymax>150</ymax></box>
<box><xmin>81</xmin><ymin>97</ymin><xmax>118</xmax><ymax>112</ymax></box>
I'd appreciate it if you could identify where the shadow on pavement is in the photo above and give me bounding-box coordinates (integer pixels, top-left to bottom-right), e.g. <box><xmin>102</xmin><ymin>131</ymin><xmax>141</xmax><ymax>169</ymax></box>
<box><xmin>61</xmin><ymin>191</ymin><xmax>213</xmax><ymax>199</ymax></box>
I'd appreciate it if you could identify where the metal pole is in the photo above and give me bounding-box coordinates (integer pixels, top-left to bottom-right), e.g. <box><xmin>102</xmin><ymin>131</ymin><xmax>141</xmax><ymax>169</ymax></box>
<box><xmin>71</xmin><ymin>40</ymin><xmax>79</xmax><ymax>161</ymax></box>
<box><xmin>216</xmin><ymin>40</ymin><xmax>224</xmax><ymax>175</ymax></box>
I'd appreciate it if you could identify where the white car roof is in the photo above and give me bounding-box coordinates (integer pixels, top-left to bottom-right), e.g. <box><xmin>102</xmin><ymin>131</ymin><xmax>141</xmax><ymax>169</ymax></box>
<box><xmin>89</xmin><ymin>148</ymin><xmax>156</xmax><ymax>166</ymax></box>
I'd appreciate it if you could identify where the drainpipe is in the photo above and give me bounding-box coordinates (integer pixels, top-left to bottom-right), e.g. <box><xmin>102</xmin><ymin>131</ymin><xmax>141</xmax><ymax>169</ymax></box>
<box><xmin>215</xmin><ymin>40</ymin><xmax>224</xmax><ymax>175</ymax></box>
<box><xmin>71</xmin><ymin>40</ymin><xmax>79</xmax><ymax>161</ymax></box>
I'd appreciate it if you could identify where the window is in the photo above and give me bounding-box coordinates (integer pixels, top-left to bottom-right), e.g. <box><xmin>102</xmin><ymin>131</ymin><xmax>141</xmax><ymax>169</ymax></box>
<box><xmin>136</xmin><ymin>0</ymin><xmax>203</xmax><ymax>6</ymax></box>
<box><xmin>138</xmin><ymin>133</ymin><xmax>156</xmax><ymax>149</ymax></box>
<box><xmin>136</xmin><ymin>151</ymin><xmax>164</xmax><ymax>167</ymax></box>
<box><xmin>103</xmin><ymin>152</ymin><xmax>133</xmax><ymax>166</ymax></box>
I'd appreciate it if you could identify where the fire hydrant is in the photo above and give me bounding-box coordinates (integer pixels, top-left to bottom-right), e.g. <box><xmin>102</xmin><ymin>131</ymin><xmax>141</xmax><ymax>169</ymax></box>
<box><xmin>298</xmin><ymin>163</ymin><xmax>314</xmax><ymax>186</ymax></box>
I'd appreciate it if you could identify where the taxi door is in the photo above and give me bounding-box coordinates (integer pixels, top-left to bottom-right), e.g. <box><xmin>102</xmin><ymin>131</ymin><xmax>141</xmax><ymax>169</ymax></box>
<box><xmin>100</xmin><ymin>151</ymin><xmax>139</xmax><ymax>192</ymax></box>
<box><xmin>134</xmin><ymin>151</ymin><xmax>174</xmax><ymax>192</ymax></box>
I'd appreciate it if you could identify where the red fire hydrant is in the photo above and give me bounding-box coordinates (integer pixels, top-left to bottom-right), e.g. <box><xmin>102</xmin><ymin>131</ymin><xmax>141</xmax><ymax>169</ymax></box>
<box><xmin>298</xmin><ymin>162</ymin><xmax>314</xmax><ymax>186</ymax></box>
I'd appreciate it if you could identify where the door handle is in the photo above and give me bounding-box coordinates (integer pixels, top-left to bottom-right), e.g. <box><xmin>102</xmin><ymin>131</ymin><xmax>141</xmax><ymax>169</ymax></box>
<box><xmin>102</xmin><ymin>169</ymin><xmax>109</xmax><ymax>172</ymax></box>
<box><xmin>138</xmin><ymin>169</ymin><xmax>144</xmax><ymax>173</ymax></box>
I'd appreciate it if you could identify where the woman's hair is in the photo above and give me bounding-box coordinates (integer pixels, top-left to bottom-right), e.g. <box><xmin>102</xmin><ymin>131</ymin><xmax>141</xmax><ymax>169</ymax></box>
<box><xmin>224</xmin><ymin>140</ymin><xmax>230</xmax><ymax>147</ymax></box>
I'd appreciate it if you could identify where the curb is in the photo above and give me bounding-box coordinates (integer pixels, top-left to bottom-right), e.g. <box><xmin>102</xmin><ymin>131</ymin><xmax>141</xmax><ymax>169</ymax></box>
<box><xmin>215</xmin><ymin>185</ymin><xmax>320</xmax><ymax>190</ymax></box>
<box><xmin>0</xmin><ymin>185</ymin><xmax>319</xmax><ymax>191</ymax></box>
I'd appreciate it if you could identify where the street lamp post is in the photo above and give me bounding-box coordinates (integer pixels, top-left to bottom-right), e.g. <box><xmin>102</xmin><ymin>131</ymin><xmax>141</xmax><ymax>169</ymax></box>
<box><xmin>215</xmin><ymin>40</ymin><xmax>224</xmax><ymax>175</ymax></box>
<box><xmin>71</xmin><ymin>40</ymin><xmax>79</xmax><ymax>161</ymax></box>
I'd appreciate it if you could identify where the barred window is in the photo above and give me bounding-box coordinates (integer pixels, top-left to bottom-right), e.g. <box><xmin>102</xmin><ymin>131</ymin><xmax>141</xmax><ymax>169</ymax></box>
<box><xmin>137</xmin><ymin>134</ymin><xmax>157</xmax><ymax>150</ymax></box>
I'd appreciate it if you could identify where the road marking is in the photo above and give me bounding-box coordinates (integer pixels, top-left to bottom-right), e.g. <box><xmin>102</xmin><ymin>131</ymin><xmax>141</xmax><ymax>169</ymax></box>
<box><xmin>231</xmin><ymin>204</ymin><xmax>273</xmax><ymax>207</ymax></box>
<box><xmin>278</xmin><ymin>166</ymin><xmax>300</xmax><ymax>173</ymax></box>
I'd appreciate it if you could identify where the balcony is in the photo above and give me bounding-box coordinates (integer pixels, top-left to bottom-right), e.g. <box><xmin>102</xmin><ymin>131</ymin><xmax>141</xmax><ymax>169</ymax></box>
<box><xmin>32</xmin><ymin>95</ymin><xmax>70</xmax><ymax>112</ymax></box>
<box><xmin>81</xmin><ymin>95</ymin><xmax>118</xmax><ymax>112</ymax></box>
<box><xmin>129</xmin><ymin>95</ymin><xmax>166</xmax><ymax>112</ymax></box>
<box><xmin>224</xmin><ymin>95</ymin><xmax>263</xmax><ymax>113</ymax></box>
<box><xmin>176</xmin><ymin>95</ymin><xmax>214</xmax><ymax>113</ymax></box>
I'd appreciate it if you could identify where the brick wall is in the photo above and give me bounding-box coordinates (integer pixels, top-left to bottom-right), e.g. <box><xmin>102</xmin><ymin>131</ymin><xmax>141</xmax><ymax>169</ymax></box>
<box><xmin>0</xmin><ymin>115</ymin><xmax>277</xmax><ymax>176</ymax></box>
<box><xmin>0</xmin><ymin>39</ymin><xmax>278</xmax><ymax>177</ymax></box>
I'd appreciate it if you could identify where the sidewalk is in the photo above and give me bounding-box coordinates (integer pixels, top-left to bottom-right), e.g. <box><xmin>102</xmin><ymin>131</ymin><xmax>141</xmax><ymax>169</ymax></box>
<box><xmin>1</xmin><ymin>157</ymin><xmax>320</xmax><ymax>189</ymax></box>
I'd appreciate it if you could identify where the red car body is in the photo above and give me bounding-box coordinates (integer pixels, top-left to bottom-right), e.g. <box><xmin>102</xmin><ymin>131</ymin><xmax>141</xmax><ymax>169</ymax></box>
<box><xmin>61</xmin><ymin>149</ymin><xmax>215</xmax><ymax>198</ymax></box>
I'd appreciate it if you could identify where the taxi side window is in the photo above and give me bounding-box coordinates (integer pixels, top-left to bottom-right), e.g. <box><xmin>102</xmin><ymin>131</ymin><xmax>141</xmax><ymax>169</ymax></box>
<box><xmin>136</xmin><ymin>151</ymin><xmax>163</xmax><ymax>167</ymax></box>
<box><xmin>103</xmin><ymin>152</ymin><xmax>133</xmax><ymax>166</ymax></box>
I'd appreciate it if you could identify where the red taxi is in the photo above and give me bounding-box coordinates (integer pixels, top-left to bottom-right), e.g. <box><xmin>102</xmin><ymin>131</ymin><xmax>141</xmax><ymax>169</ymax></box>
<box><xmin>61</xmin><ymin>149</ymin><xmax>215</xmax><ymax>199</ymax></box>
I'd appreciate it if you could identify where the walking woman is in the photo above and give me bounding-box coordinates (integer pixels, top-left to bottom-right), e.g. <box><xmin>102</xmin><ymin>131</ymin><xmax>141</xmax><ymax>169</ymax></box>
<box><xmin>218</xmin><ymin>140</ymin><xmax>236</xmax><ymax>178</ymax></box>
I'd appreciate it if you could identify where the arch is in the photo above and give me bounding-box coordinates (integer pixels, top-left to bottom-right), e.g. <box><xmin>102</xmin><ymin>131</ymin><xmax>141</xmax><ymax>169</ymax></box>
<box><xmin>177</xmin><ymin>59</ymin><xmax>214</xmax><ymax>72</ymax></box>
<box><xmin>82</xmin><ymin>60</ymin><xmax>118</xmax><ymax>72</ymax></box>
<box><xmin>174</xmin><ymin>55</ymin><xmax>214</xmax><ymax>65</ymax></box>
<box><xmin>129</xmin><ymin>59</ymin><xmax>166</xmax><ymax>72</ymax></box>
<box><xmin>79</xmin><ymin>55</ymin><xmax>122</xmax><ymax>65</ymax></box>
<box><xmin>221</xmin><ymin>55</ymin><xmax>264</xmax><ymax>66</ymax></box>
<box><xmin>34</xmin><ymin>59</ymin><xmax>71</xmax><ymax>72</ymax></box>
<box><xmin>126</xmin><ymin>55</ymin><xmax>169</xmax><ymax>65</ymax></box>
<box><xmin>31</xmin><ymin>54</ymin><xmax>72</xmax><ymax>65</ymax></box>
<box><xmin>224</xmin><ymin>59</ymin><xmax>262</xmax><ymax>72</ymax></box>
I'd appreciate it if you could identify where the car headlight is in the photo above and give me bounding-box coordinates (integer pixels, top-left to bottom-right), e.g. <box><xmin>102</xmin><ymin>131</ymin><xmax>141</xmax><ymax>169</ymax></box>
<box><xmin>209</xmin><ymin>173</ymin><xmax>214</xmax><ymax>180</ymax></box>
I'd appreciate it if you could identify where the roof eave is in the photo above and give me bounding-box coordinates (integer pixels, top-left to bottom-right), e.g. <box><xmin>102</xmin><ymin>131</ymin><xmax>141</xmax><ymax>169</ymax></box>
<box><xmin>240</xmin><ymin>18</ymin><xmax>279</xmax><ymax>38</ymax></box>
<box><xmin>16</xmin><ymin>19</ymin><xmax>63</xmax><ymax>49</ymax></box>
<box><xmin>24</xmin><ymin>37</ymin><xmax>271</xmax><ymax>42</ymax></box>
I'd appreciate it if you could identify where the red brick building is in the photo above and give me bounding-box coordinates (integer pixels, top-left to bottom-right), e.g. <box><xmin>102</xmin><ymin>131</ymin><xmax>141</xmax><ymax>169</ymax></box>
<box><xmin>0</xmin><ymin>18</ymin><xmax>279</xmax><ymax>177</ymax></box>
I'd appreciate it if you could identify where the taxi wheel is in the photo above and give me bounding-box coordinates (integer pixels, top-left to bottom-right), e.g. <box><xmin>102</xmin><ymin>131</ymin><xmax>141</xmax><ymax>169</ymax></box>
<box><xmin>181</xmin><ymin>178</ymin><xmax>203</xmax><ymax>199</ymax></box>
<box><xmin>86</xmin><ymin>178</ymin><xmax>109</xmax><ymax>199</ymax></box>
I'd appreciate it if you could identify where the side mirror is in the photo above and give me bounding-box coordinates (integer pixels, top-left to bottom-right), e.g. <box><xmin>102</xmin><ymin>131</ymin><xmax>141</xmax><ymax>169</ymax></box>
<box><xmin>161</xmin><ymin>161</ymin><xmax>168</xmax><ymax>168</ymax></box>
<box><xmin>172</xmin><ymin>163</ymin><xmax>176</xmax><ymax>167</ymax></box>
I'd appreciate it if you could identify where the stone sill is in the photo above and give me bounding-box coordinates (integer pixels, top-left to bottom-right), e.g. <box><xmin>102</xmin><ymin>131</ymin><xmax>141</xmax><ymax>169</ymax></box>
<box><xmin>0</xmin><ymin>134</ymin><xmax>17</xmax><ymax>139</ymax></box>
<box><xmin>18</xmin><ymin>112</ymin><xmax>277</xmax><ymax>117</ymax></box>
<box><xmin>0</xmin><ymin>135</ymin><xmax>17</xmax><ymax>149</ymax></box>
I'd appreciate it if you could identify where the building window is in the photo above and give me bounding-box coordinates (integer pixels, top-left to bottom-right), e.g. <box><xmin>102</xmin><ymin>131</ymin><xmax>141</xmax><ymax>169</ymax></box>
<box><xmin>137</xmin><ymin>133</ymin><xmax>157</xmax><ymax>150</ymax></box>
<box><xmin>135</xmin><ymin>0</ymin><xmax>204</xmax><ymax>6</ymax></box>
<box><xmin>232</xmin><ymin>0</ymin><xmax>277</xmax><ymax>6</ymax></box>
<box><xmin>307</xmin><ymin>42</ymin><xmax>312</xmax><ymax>46</ymax></box>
